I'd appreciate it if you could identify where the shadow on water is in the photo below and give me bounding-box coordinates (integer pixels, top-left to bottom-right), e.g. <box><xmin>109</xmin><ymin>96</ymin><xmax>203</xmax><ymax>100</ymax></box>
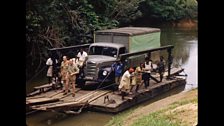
<box><xmin>27</xmin><ymin>110</ymin><xmax>113</xmax><ymax>126</ymax></box>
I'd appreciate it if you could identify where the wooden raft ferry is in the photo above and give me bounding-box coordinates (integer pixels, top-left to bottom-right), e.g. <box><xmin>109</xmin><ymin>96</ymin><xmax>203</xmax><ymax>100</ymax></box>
<box><xmin>26</xmin><ymin>67</ymin><xmax>186</xmax><ymax>114</ymax></box>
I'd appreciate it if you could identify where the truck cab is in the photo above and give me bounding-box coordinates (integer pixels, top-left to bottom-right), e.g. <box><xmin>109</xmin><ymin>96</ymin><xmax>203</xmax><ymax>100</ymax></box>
<box><xmin>84</xmin><ymin>42</ymin><xmax>126</xmax><ymax>83</ymax></box>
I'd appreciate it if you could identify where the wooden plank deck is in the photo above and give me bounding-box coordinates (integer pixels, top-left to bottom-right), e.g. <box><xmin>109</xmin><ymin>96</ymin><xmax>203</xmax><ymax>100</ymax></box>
<box><xmin>29</xmin><ymin>89</ymin><xmax>112</xmax><ymax>111</ymax></box>
<box><xmin>26</xmin><ymin>67</ymin><xmax>186</xmax><ymax>113</ymax></box>
<box><xmin>89</xmin><ymin>78</ymin><xmax>186</xmax><ymax>113</ymax></box>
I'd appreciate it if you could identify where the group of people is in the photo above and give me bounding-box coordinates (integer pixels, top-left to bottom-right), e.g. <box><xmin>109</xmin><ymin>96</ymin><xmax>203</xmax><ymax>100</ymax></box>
<box><xmin>112</xmin><ymin>56</ymin><xmax>165</xmax><ymax>100</ymax></box>
<box><xmin>46</xmin><ymin>48</ymin><xmax>165</xmax><ymax>99</ymax></box>
<box><xmin>46</xmin><ymin>48</ymin><xmax>88</xmax><ymax>97</ymax></box>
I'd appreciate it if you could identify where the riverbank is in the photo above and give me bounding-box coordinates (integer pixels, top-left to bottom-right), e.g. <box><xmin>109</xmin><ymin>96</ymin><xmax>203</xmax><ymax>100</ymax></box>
<box><xmin>105</xmin><ymin>88</ymin><xmax>197</xmax><ymax>126</ymax></box>
<box><xmin>172</xmin><ymin>19</ymin><xmax>197</xmax><ymax>28</ymax></box>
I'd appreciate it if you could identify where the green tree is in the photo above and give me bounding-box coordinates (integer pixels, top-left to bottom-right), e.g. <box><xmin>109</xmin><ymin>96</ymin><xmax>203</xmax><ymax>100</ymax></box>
<box><xmin>139</xmin><ymin>0</ymin><xmax>197</xmax><ymax>21</ymax></box>
<box><xmin>26</xmin><ymin>0</ymin><xmax>142</xmax><ymax>80</ymax></box>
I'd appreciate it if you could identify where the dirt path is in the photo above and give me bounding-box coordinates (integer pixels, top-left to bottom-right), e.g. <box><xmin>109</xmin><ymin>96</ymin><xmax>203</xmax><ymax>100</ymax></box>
<box><xmin>123</xmin><ymin>89</ymin><xmax>197</xmax><ymax>126</ymax></box>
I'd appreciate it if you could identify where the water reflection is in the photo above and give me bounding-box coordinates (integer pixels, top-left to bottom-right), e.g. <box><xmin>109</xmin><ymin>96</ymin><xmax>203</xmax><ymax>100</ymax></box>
<box><xmin>160</xmin><ymin>26</ymin><xmax>198</xmax><ymax>89</ymax></box>
<box><xmin>27</xmin><ymin>111</ymin><xmax>113</xmax><ymax>126</ymax></box>
<box><xmin>161</xmin><ymin>27</ymin><xmax>197</xmax><ymax>65</ymax></box>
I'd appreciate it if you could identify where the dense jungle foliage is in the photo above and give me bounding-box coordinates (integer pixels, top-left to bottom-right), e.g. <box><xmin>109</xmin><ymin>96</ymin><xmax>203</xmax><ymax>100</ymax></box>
<box><xmin>26</xmin><ymin>0</ymin><xmax>197</xmax><ymax>80</ymax></box>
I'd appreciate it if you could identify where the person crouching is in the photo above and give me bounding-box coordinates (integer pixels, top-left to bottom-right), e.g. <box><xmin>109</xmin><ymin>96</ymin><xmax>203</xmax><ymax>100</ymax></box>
<box><xmin>118</xmin><ymin>68</ymin><xmax>134</xmax><ymax>100</ymax></box>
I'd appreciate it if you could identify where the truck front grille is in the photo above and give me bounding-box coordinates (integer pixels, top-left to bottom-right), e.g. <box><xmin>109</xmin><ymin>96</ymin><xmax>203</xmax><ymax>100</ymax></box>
<box><xmin>85</xmin><ymin>62</ymin><xmax>98</xmax><ymax>79</ymax></box>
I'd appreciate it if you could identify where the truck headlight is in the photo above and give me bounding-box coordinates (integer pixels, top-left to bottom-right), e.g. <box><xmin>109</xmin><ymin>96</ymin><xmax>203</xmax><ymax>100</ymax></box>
<box><xmin>102</xmin><ymin>70</ymin><xmax>108</xmax><ymax>76</ymax></box>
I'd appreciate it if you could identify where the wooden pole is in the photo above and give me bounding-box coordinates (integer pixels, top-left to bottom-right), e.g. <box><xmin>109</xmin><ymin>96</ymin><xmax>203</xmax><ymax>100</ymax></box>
<box><xmin>147</xmin><ymin>52</ymin><xmax>151</xmax><ymax>59</ymax></box>
<box><xmin>167</xmin><ymin>48</ymin><xmax>173</xmax><ymax>79</ymax></box>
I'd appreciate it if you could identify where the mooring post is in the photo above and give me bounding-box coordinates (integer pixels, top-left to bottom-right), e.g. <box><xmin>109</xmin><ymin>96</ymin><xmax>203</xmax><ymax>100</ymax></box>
<box><xmin>167</xmin><ymin>48</ymin><xmax>173</xmax><ymax>79</ymax></box>
<box><xmin>147</xmin><ymin>52</ymin><xmax>151</xmax><ymax>59</ymax></box>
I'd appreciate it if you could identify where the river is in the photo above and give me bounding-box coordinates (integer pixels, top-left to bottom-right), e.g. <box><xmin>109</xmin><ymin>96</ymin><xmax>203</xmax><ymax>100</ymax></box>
<box><xmin>26</xmin><ymin>25</ymin><xmax>198</xmax><ymax>126</ymax></box>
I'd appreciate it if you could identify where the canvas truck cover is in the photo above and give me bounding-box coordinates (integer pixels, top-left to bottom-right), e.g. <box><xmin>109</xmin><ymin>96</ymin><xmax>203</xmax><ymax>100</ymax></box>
<box><xmin>94</xmin><ymin>27</ymin><xmax>161</xmax><ymax>53</ymax></box>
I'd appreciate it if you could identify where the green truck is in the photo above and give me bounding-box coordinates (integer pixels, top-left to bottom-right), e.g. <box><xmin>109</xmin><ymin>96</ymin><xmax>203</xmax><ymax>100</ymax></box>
<box><xmin>84</xmin><ymin>27</ymin><xmax>161</xmax><ymax>85</ymax></box>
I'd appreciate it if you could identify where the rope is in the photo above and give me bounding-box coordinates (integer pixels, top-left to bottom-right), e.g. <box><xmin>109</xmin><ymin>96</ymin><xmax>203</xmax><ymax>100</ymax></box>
<box><xmin>63</xmin><ymin>101</ymin><xmax>88</xmax><ymax>115</ymax></box>
<box><xmin>173</xmin><ymin>60</ymin><xmax>188</xmax><ymax>80</ymax></box>
<box><xmin>26</xmin><ymin>110</ymin><xmax>39</xmax><ymax>116</ymax></box>
<box><xmin>65</xmin><ymin>69</ymin><xmax>115</xmax><ymax>114</ymax></box>
<box><xmin>176</xmin><ymin>61</ymin><xmax>188</xmax><ymax>76</ymax></box>
<box><xmin>96</xmin><ymin>69</ymin><xmax>113</xmax><ymax>89</ymax></box>
<box><xmin>61</xmin><ymin>69</ymin><xmax>115</xmax><ymax>114</ymax></box>
<box><xmin>63</xmin><ymin>82</ymin><xmax>116</xmax><ymax>115</ymax></box>
<box><xmin>97</xmin><ymin>82</ymin><xmax>117</xmax><ymax>90</ymax></box>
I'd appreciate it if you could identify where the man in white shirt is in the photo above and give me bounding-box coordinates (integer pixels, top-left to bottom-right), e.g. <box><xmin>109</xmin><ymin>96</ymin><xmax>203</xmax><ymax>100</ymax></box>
<box><xmin>46</xmin><ymin>57</ymin><xmax>53</xmax><ymax>84</ymax></box>
<box><xmin>142</xmin><ymin>57</ymin><xmax>159</xmax><ymax>88</ymax></box>
<box><xmin>46</xmin><ymin>56</ymin><xmax>58</xmax><ymax>84</ymax></box>
<box><xmin>119</xmin><ymin>68</ymin><xmax>134</xmax><ymax>100</ymax></box>
<box><xmin>77</xmin><ymin>48</ymin><xmax>88</xmax><ymax>67</ymax></box>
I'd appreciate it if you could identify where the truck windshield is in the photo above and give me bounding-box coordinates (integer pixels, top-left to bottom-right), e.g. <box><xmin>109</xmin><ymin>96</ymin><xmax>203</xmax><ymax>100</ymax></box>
<box><xmin>89</xmin><ymin>46</ymin><xmax>118</xmax><ymax>57</ymax></box>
